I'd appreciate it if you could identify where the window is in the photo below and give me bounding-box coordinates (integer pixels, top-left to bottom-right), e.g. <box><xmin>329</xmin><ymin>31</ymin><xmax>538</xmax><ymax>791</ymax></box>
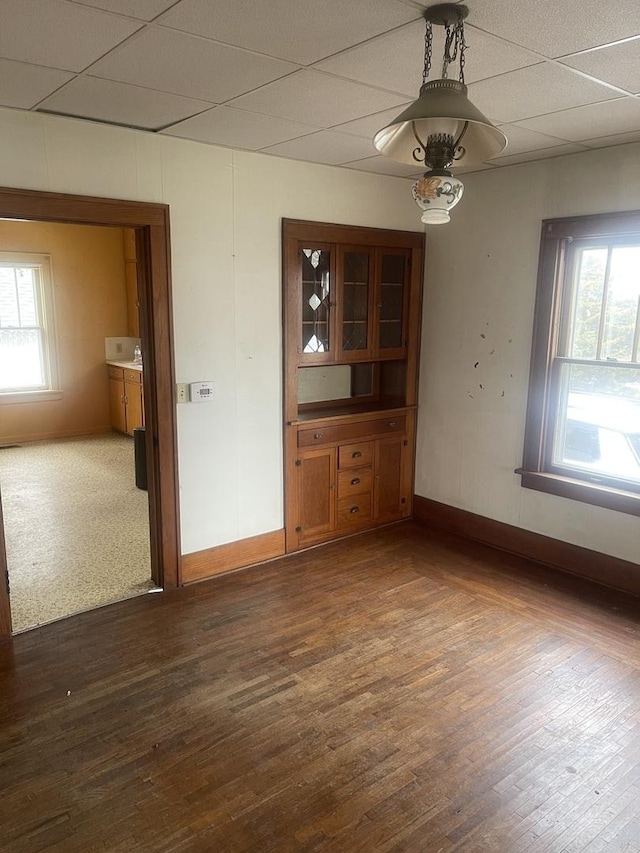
<box><xmin>0</xmin><ymin>253</ymin><xmax>58</xmax><ymax>397</ymax></box>
<box><xmin>520</xmin><ymin>211</ymin><xmax>640</xmax><ymax>516</ymax></box>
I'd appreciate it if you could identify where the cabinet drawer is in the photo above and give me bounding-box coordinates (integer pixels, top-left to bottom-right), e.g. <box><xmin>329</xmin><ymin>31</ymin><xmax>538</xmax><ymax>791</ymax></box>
<box><xmin>337</xmin><ymin>467</ymin><xmax>372</xmax><ymax>499</ymax></box>
<box><xmin>338</xmin><ymin>441</ymin><xmax>373</xmax><ymax>470</ymax></box>
<box><xmin>108</xmin><ymin>365</ymin><xmax>124</xmax><ymax>380</ymax></box>
<box><xmin>337</xmin><ymin>494</ymin><xmax>372</xmax><ymax>528</ymax></box>
<box><xmin>123</xmin><ymin>368</ymin><xmax>142</xmax><ymax>384</ymax></box>
<box><xmin>298</xmin><ymin>415</ymin><xmax>406</xmax><ymax>447</ymax></box>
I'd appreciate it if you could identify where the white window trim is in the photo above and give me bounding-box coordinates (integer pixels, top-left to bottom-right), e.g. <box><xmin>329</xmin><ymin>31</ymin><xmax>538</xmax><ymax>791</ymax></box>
<box><xmin>0</xmin><ymin>251</ymin><xmax>60</xmax><ymax>400</ymax></box>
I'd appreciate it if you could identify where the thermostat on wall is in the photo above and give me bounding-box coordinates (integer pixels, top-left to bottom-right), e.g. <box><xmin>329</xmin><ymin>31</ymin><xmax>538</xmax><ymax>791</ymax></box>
<box><xmin>189</xmin><ymin>381</ymin><xmax>215</xmax><ymax>402</ymax></box>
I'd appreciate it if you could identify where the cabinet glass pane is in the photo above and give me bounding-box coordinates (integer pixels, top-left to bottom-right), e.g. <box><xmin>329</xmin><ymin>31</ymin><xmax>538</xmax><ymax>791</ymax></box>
<box><xmin>342</xmin><ymin>251</ymin><xmax>369</xmax><ymax>351</ymax></box>
<box><xmin>379</xmin><ymin>254</ymin><xmax>405</xmax><ymax>349</ymax></box>
<box><xmin>301</xmin><ymin>247</ymin><xmax>331</xmax><ymax>354</ymax></box>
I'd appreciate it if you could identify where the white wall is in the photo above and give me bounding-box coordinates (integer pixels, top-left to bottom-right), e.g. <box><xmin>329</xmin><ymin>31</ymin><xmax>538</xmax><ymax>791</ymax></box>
<box><xmin>416</xmin><ymin>143</ymin><xmax>640</xmax><ymax>565</ymax></box>
<box><xmin>0</xmin><ymin>108</ymin><xmax>420</xmax><ymax>555</ymax></box>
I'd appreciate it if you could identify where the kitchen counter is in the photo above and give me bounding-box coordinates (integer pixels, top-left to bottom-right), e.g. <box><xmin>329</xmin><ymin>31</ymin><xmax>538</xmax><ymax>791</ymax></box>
<box><xmin>106</xmin><ymin>360</ymin><xmax>142</xmax><ymax>372</ymax></box>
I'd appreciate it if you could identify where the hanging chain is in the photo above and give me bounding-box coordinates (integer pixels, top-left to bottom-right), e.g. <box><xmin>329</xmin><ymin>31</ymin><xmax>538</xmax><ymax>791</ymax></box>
<box><xmin>422</xmin><ymin>20</ymin><xmax>433</xmax><ymax>86</ymax></box>
<box><xmin>440</xmin><ymin>19</ymin><xmax>466</xmax><ymax>81</ymax></box>
<box><xmin>458</xmin><ymin>20</ymin><xmax>466</xmax><ymax>84</ymax></box>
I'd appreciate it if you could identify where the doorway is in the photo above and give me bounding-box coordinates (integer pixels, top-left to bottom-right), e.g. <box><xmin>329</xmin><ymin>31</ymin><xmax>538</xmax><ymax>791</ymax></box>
<box><xmin>0</xmin><ymin>187</ymin><xmax>180</xmax><ymax>640</ymax></box>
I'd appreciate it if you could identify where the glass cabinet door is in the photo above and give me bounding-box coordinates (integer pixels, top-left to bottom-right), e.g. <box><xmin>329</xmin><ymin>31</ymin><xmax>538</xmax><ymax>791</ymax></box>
<box><xmin>300</xmin><ymin>244</ymin><xmax>332</xmax><ymax>361</ymax></box>
<box><xmin>375</xmin><ymin>249</ymin><xmax>409</xmax><ymax>357</ymax></box>
<box><xmin>338</xmin><ymin>247</ymin><xmax>372</xmax><ymax>360</ymax></box>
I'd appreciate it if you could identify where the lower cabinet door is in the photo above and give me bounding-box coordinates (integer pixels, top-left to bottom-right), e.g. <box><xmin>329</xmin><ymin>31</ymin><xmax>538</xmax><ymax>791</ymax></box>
<box><xmin>109</xmin><ymin>376</ymin><xmax>127</xmax><ymax>434</ymax></box>
<box><xmin>374</xmin><ymin>436</ymin><xmax>406</xmax><ymax>522</ymax></box>
<box><xmin>297</xmin><ymin>446</ymin><xmax>336</xmax><ymax>545</ymax></box>
<box><xmin>124</xmin><ymin>379</ymin><xmax>144</xmax><ymax>436</ymax></box>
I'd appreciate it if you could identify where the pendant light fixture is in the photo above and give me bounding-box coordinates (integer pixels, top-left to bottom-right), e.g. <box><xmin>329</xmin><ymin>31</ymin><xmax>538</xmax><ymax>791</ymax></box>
<box><xmin>374</xmin><ymin>4</ymin><xmax>507</xmax><ymax>225</ymax></box>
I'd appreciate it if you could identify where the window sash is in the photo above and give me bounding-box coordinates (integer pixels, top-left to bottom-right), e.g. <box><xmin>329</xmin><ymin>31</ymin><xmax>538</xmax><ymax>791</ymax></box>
<box><xmin>562</xmin><ymin>238</ymin><xmax>640</xmax><ymax>364</ymax></box>
<box><xmin>520</xmin><ymin>214</ymin><xmax>640</xmax><ymax>516</ymax></box>
<box><xmin>0</xmin><ymin>255</ymin><xmax>57</xmax><ymax>395</ymax></box>
<box><xmin>544</xmin><ymin>358</ymin><xmax>640</xmax><ymax>493</ymax></box>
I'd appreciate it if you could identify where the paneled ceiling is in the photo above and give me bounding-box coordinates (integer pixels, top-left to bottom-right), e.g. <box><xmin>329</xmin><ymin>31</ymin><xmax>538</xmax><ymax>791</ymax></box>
<box><xmin>4</xmin><ymin>0</ymin><xmax>640</xmax><ymax>178</ymax></box>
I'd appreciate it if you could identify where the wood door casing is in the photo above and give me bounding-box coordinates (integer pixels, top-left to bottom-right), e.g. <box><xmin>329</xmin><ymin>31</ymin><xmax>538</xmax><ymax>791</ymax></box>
<box><xmin>0</xmin><ymin>186</ymin><xmax>179</xmax><ymax>642</ymax></box>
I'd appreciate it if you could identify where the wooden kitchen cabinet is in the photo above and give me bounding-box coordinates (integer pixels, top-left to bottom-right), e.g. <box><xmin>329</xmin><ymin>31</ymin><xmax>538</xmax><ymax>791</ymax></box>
<box><xmin>336</xmin><ymin>246</ymin><xmax>410</xmax><ymax>363</ymax></box>
<box><xmin>296</xmin><ymin>239</ymin><xmax>410</xmax><ymax>366</ymax></box>
<box><xmin>283</xmin><ymin>219</ymin><xmax>423</xmax><ymax>553</ymax></box>
<box><xmin>108</xmin><ymin>365</ymin><xmax>144</xmax><ymax>437</ymax></box>
<box><xmin>294</xmin><ymin>415</ymin><xmax>410</xmax><ymax>548</ymax></box>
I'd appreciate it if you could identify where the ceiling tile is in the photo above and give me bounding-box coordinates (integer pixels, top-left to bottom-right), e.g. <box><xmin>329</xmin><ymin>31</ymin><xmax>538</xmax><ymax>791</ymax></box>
<box><xmin>489</xmin><ymin>143</ymin><xmax>588</xmax><ymax>166</ymax></box>
<box><xmin>158</xmin><ymin>0</ymin><xmax>420</xmax><ymax>65</ymax></box>
<box><xmin>468</xmin><ymin>0</ymin><xmax>640</xmax><ymax>58</ymax></box>
<box><xmin>561</xmin><ymin>38</ymin><xmax>640</xmax><ymax>94</ymax></box>
<box><xmin>453</xmin><ymin>163</ymin><xmax>499</xmax><ymax>175</ymax></box>
<box><xmin>37</xmin><ymin>76</ymin><xmax>213</xmax><ymax>130</ymax></box>
<box><xmin>332</xmin><ymin>104</ymin><xmax>412</xmax><ymax>139</ymax></box>
<box><xmin>0</xmin><ymin>59</ymin><xmax>73</xmax><ymax>109</ymax></box>
<box><xmin>228</xmin><ymin>70</ymin><xmax>407</xmax><ymax>127</ymax></box>
<box><xmin>496</xmin><ymin>124</ymin><xmax>576</xmax><ymax>156</ymax></box>
<box><xmin>582</xmin><ymin>128</ymin><xmax>640</xmax><ymax>148</ymax></box>
<box><xmin>261</xmin><ymin>130</ymin><xmax>376</xmax><ymax>165</ymax></box>
<box><xmin>315</xmin><ymin>22</ymin><xmax>540</xmax><ymax>96</ymax></box>
<box><xmin>0</xmin><ymin>0</ymin><xmax>141</xmax><ymax>72</ymax></box>
<box><xmin>71</xmin><ymin>0</ymin><xmax>177</xmax><ymax>19</ymax></box>
<box><xmin>163</xmin><ymin>106</ymin><xmax>319</xmax><ymax>149</ymax></box>
<box><xmin>89</xmin><ymin>27</ymin><xmax>297</xmax><ymax>102</ymax></box>
<box><xmin>468</xmin><ymin>62</ymin><xmax>617</xmax><ymax>123</ymax></box>
<box><xmin>515</xmin><ymin>97</ymin><xmax>640</xmax><ymax>141</ymax></box>
<box><xmin>342</xmin><ymin>156</ymin><xmax>423</xmax><ymax>177</ymax></box>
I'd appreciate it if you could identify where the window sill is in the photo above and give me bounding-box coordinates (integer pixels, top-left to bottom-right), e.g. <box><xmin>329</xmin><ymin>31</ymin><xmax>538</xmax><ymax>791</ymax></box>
<box><xmin>0</xmin><ymin>390</ymin><xmax>63</xmax><ymax>405</ymax></box>
<box><xmin>517</xmin><ymin>469</ymin><xmax>640</xmax><ymax>517</ymax></box>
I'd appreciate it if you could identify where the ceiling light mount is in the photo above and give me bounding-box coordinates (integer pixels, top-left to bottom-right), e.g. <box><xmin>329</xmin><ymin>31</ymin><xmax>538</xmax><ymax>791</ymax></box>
<box><xmin>423</xmin><ymin>3</ymin><xmax>468</xmax><ymax>27</ymax></box>
<box><xmin>373</xmin><ymin>3</ymin><xmax>506</xmax><ymax>225</ymax></box>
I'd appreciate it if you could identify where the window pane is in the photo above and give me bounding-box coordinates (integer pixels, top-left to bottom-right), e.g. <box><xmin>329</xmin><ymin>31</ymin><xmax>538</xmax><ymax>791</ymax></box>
<box><xmin>0</xmin><ymin>267</ymin><xmax>19</xmax><ymax>327</ymax></box>
<box><xmin>0</xmin><ymin>328</ymin><xmax>45</xmax><ymax>389</ymax></box>
<box><xmin>569</xmin><ymin>248</ymin><xmax>606</xmax><ymax>359</ymax></box>
<box><xmin>603</xmin><ymin>246</ymin><xmax>640</xmax><ymax>362</ymax></box>
<box><xmin>553</xmin><ymin>362</ymin><xmax>640</xmax><ymax>486</ymax></box>
<box><xmin>16</xmin><ymin>267</ymin><xmax>37</xmax><ymax>326</ymax></box>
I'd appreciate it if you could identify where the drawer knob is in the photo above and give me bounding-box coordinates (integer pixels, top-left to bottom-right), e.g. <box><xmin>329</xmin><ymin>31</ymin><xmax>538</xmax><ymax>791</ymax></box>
<box><xmin>352</xmin><ymin>450</ymin><xmax>362</xmax><ymax>458</ymax></box>
<box><xmin>314</xmin><ymin>432</ymin><xmax>323</xmax><ymax>439</ymax></box>
<box><xmin>351</xmin><ymin>477</ymin><xmax>361</xmax><ymax>486</ymax></box>
<box><xmin>388</xmin><ymin>421</ymin><xmax>396</xmax><ymax>427</ymax></box>
<box><xmin>350</xmin><ymin>506</ymin><xmax>359</xmax><ymax>514</ymax></box>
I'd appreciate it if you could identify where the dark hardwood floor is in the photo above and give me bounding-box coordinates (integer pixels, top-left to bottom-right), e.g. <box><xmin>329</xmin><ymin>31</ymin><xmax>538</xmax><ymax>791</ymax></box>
<box><xmin>2</xmin><ymin>522</ymin><xmax>640</xmax><ymax>852</ymax></box>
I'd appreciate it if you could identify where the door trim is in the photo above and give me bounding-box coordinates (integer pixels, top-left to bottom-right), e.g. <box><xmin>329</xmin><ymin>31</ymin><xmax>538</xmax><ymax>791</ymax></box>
<box><xmin>0</xmin><ymin>186</ymin><xmax>180</xmax><ymax>641</ymax></box>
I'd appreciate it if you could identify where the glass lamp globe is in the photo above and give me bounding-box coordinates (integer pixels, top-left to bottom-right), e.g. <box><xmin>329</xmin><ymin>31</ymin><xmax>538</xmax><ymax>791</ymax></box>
<box><xmin>412</xmin><ymin>172</ymin><xmax>464</xmax><ymax>225</ymax></box>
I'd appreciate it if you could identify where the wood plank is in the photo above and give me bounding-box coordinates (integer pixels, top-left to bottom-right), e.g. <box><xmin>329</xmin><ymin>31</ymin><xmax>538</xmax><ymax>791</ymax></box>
<box><xmin>2</xmin><ymin>523</ymin><xmax>640</xmax><ymax>850</ymax></box>
<box><xmin>181</xmin><ymin>529</ymin><xmax>286</xmax><ymax>583</ymax></box>
<box><xmin>413</xmin><ymin>494</ymin><xmax>640</xmax><ymax>596</ymax></box>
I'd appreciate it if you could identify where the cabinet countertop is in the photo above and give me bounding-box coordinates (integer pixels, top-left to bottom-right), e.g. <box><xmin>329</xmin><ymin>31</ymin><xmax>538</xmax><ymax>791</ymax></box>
<box><xmin>289</xmin><ymin>403</ymin><xmax>416</xmax><ymax>426</ymax></box>
<box><xmin>106</xmin><ymin>360</ymin><xmax>143</xmax><ymax>372</ymax></box>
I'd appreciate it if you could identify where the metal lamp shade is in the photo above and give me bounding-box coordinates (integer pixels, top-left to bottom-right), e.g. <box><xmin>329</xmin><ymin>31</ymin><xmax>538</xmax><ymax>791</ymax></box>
<box><xmin>374</xmin><ymin>79</ymin><xmax>507</xmax><ymax>167</ymax></box>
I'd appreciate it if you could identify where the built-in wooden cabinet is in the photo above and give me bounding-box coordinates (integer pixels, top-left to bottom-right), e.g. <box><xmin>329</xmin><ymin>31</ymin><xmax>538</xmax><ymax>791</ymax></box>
<box><xmin>283</xmin><ymin>219</ymin><xmax>424</xmax><ymax>553</ymax></box>
<box><xmin>108</xmin><ymin>365</ymin><xmax>144</xmax><ymax>436</ymax></box>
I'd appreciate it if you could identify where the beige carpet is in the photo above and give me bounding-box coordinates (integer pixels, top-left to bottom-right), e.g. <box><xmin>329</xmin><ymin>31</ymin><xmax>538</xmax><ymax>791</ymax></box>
<box><xmin>0</xmin><ymin>433</ymin><xmax>153</xmax><ymax>633</ymax></box>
